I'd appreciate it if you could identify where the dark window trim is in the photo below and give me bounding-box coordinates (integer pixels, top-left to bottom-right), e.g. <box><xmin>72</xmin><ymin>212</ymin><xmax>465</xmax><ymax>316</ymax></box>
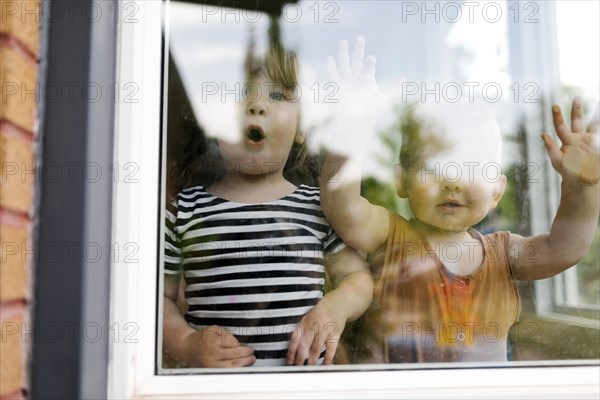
<box><xmin>31</xmin><ymin>1</ymin><xmax>117</xmax><ymax>398</ymax></box>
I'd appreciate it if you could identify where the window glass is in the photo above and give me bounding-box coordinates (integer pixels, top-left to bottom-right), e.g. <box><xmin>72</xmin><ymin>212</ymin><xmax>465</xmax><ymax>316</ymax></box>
<box><xmin>160</xmin><ymin>0</ymin><xmax>599</xmax><ymax>372</ymax></box>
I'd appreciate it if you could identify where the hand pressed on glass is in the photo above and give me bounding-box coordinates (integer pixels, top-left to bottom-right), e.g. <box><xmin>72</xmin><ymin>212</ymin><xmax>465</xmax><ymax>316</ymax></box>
<box><xmin>310</xmin><ymin>37</ymin><xmax>387</xmax><ymax>161</ymax></box>
<box><xmin>542</xmin><ymin>97</ymin><xmax>600</xmax><ymax>185</ymax></box>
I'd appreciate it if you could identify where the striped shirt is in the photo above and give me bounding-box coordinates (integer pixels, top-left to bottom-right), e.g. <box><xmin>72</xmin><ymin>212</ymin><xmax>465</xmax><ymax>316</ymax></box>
<box><xmin>164</xmin><ymin>184</ymin><xmax>345</xmax><ymax>367</ymax></box>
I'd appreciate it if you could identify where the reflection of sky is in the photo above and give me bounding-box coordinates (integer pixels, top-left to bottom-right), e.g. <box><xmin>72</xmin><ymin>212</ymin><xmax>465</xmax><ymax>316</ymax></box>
<box><xmin>556</xmin><ymin>1</ymin><xmax>600</xmax><ymax>90</ymax></box>
<box><xmin>168</xmin><ymin>0</ymin><xmax>599</xmax><ymax>180</ymax></box>
<box><xmin>169</xmin><ymin>1</ymin><xmax>510</xmax><ymax>95</ymax></box>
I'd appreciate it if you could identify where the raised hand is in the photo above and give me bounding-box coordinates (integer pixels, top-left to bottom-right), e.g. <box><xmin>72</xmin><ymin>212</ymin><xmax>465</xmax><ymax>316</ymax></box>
<box><xmin>543</xmin><ymin>97</ymin><xmax>600</xmax><ymax>185</ymax></box>
<box><xmin>310</xmin><ymin>37</ymin><xmax>385</xmax><ymax>158</ymax></box>
<box><xmin>326</xmin><ymin>36</ymin><xmax>380</xmax><ymax>110</ymax></box>
<box><xmin>180</xmin><ymin>325</ymin><xmax>255</xmax><ymax>368</ymax></box>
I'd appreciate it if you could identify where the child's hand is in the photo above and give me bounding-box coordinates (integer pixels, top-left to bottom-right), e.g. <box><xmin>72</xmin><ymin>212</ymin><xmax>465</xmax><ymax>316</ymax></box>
<box><xmin>543</xmin><ymin>97</ymin><xmax>600</xmax><ymax>185</ymax></box>
<box><xmin>326</xmin><ymin>36</ymin><xmax>380</xmax><ymax>109</ymax></box>
<box><xmin>180</xmin><ymin>325</ymin><xmax>255</xmax><ymax>368</ymax></box>
<box><xmin>310</xmin><ymin>37</ymin><xmax>386</xmax><ymax>157</ymax></box>
<box><xmin>286</xmin><ymin>298</ymin><xmax>346</xmax><ymax>365</ymax></box>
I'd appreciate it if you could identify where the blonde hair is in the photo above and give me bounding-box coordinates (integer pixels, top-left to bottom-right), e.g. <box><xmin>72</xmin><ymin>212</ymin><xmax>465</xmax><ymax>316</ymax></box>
<box><xmin>245</xmin><ymin>41</ymin><xmax>298</xmax><ymax>92</ymax></box>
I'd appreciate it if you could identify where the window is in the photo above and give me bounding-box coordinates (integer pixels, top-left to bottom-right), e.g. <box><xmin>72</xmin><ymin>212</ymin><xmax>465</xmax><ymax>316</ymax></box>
<box><xmin>109</xmin><ymin>0</ymin><xmax>599</xmax><ymax>397</ymax></box>
<box><xmin>545</xmin><ymin>0</ymin><xmax>600</xmax><ymax>317</ymax></box>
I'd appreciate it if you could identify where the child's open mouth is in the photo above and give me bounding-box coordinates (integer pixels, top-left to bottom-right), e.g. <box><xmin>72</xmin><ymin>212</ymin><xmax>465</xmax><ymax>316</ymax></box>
<box><xmin>246</xmin><ymin>126</ymin><xmax>265</xmax><ymax>143</ymax></box>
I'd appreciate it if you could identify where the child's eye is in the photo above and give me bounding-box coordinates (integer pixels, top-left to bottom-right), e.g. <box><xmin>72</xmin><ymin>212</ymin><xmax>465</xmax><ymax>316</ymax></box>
<box><xmin>270</xmin><ymin>91</ymin><xmax>287</xmax><ymax>101</ymax></box>
<box><xmin>243</xmin><ymin>88</ymin><xmax>252</xmax><ymax>98</ymax></box>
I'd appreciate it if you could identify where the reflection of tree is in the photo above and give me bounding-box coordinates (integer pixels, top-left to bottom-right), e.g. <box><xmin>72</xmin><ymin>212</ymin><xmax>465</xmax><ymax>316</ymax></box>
<box><xmin>579</xmin><ymin>229</ymin><xmax>600</xmax><ymax>305</ymax></box>
<box><xmin>361</xmin><ymin>177</ymin><xmax>398</xmax><ymax>212</ymax></box>
<box><xmin>359</xmin><ymin>105</ymin><xmax>407</xmax><ymax>216</ymax></box>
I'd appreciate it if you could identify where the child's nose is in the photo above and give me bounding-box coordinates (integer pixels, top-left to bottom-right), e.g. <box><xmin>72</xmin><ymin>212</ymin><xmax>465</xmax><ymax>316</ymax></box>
<box><xmin>246</xmin><ymin>101</ymin><xmax>267</xmax><ymax>116</ymax></box>
<box><xmin>442</xmin><ymin>178</ymin><xmax>462</xmax><ymax>192</ymax></box>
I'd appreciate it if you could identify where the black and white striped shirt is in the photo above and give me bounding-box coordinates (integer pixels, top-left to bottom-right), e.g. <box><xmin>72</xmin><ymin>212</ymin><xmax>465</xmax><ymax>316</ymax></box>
<box><xmin>164</xmin><ymin>185</ymin><xmax>345</xmax><ymax>366</ymax></box>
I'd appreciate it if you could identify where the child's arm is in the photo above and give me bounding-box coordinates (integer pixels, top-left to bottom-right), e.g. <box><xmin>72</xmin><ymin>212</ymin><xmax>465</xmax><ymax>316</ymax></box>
<box><xmin>163</xmin><ymin>274</ymin><xmax>256</xmax><ymax>367</ymax></box>
<box><xmin>509</xmin><ymin>98</ymin><xmax>599</xmax><ymax>280</ymax></box>
<box><xmin>286</xmin><ymin>246</ymin><xmax>373</xmax><ymax>365</ymax></box>
<box><xmin>318</xmin><ymin>37</ymin><xmax>390</xmax><ymax>253</ymax></box>
<box><xmin>321</xmin><ymin>153</ymin><xmax>390</xmax><ymax>253</ymax></box>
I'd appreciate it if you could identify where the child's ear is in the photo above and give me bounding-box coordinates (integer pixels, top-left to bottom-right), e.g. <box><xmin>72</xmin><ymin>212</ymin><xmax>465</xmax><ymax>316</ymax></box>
<box><xmin>491</xmin><ymin>174</ymin><xmax>507</xmax><ymax>208</ymax></box>
<box><xmin>393</xmin><ymin>164</ymin><xmax>409</xmax><ymax>198</ymax></box>
<box><xmin>294</xmin><ymin>132</ymin><xmax>305</xmax><ymax>144</ymax></box>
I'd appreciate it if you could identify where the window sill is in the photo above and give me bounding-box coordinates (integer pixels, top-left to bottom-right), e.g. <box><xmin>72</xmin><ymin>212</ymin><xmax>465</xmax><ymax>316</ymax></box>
<box><xmin>510</xmin><ymin>313</ymin><xmax>599</xmax><ymax>360</ymax></box>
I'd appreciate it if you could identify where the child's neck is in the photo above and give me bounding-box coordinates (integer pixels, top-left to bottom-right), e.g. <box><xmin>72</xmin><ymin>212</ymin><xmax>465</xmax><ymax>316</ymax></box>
<box><xmin>413</xmin><ymin>219</ymin><xmax>484</xmax><ymax>276</ymax></box>
<box><xmin>207</xmin><ymin>170</ymin><xmax>297</xmax><ymax>204</ymax></box>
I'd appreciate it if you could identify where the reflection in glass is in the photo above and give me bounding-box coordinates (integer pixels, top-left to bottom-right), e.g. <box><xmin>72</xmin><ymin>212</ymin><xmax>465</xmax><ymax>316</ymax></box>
<box><xmin>161</xmin><ymin>0</ymin><xmax>599</xmax><ymax>371</ymax></box>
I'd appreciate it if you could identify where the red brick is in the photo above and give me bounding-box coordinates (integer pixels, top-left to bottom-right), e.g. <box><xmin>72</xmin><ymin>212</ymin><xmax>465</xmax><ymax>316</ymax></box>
<box><xmin>0</xmin><ymin>0</ymin><xmax>40</xmax><ymax>57</ymax></box>
<box><xmin>0</xmin><ymin>223</ymin><xmax>28</xmax><ymax>301</ymax></box>
<box><xmin>0</xmin><ymin>315</ymin><xmax>24</xmax><ymax>396</ymax></box>
<box><xmin>0</xmin><ymin>132</ymin><xmax>34</xmax><ymax>213</ymax></box>
<box><xmin>0</xmin><ymin>46</ymin><xmax>37</xmax><ymax>132</ymax></box>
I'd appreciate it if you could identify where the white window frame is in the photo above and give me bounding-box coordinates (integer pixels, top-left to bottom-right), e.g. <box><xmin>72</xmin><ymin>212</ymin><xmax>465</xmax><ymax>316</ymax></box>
<box><xmin>107</xmin><ymin>1</ymin><xmax>600</xmax><ymax>398</ymax></box>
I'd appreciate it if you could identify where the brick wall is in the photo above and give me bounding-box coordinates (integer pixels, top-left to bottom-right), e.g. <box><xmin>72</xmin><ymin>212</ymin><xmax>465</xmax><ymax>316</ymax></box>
<box><xmin>0</xmin><ymin>1</ymin><xmax>40</xmax><ymax>398</ymax></box>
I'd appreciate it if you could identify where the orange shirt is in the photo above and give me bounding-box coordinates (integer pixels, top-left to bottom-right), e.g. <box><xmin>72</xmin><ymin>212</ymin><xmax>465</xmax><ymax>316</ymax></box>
<box><xmin>364</xmin><ymin>212</ymin><xmax>520</xmax><ymax>363</ymax></box>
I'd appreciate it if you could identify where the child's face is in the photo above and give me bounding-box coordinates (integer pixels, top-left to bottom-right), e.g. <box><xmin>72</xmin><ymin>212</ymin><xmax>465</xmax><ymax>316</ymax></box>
<box><xmin>219</xmin><ymin>74</ymin><xmax>300</xmax><ymax>176</ymax></box>
<box><xmin>398</xmin><ymin>138</ymin><xmax>506</xmax><ymax>233</ymax></box>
